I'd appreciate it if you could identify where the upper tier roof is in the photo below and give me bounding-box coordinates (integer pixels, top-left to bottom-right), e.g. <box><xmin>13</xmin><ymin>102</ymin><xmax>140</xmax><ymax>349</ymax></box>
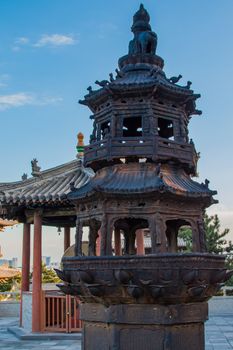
<box><xmin>79</xmin><ymin>4</ymin><xmax>200</xmax><ymax>115</ymax></box>
<box><xmin>80</xmin><ymin>63</ymin><xmax>199</xmax><ymax>111</ymax></box>
<box><xmin>0</xmin><ymin>159</ymin><xmax>94</xmax><ymax>207</ymax></box>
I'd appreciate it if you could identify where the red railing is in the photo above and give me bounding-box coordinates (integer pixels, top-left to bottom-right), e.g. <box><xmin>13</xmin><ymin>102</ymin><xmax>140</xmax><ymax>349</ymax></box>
<box><xmin>42</xmin><ymin>291</ymin><xmax>82</xmax><ymax>333</ymax></box>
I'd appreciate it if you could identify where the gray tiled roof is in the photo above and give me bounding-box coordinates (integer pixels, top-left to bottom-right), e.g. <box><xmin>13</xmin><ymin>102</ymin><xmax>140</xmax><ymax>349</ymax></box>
<box><xmin>0</xmin><ymin>160</ymin><xmax>94</xmax><ymax>206</ymax></box>
<box><xmin>68</xmin><ymin>163</ymin><xmax>215</xmax><ymax>200</ymax></box>
<box><xmin>81</xmin><ymin>68</ymin><xmax>194</xmax><ymax>107</ymax></box>
<box><xmin>109</xmin><ymin>71</ymin><xmax>191</xmax><ymax>95</ymax></box>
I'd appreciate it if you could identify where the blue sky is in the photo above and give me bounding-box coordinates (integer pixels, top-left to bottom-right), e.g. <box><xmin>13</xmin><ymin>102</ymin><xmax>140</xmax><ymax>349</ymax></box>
<box><xmin>1</xmin><ymin>1</ymin><xmax>233</xmax><ymax>263</ymax></box>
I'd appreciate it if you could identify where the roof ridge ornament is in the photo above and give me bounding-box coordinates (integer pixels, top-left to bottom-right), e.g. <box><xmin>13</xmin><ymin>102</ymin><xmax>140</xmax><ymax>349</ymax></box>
<box><xmin>21</xmin><ymin>173</ymin><xmax>28</xmax><ymax>181</ymax></box>
<box><xmin>129</xmin><ymin>4</ymin><xmax>157</xmax><ymax>55</ymax></box>
<box><xmin>31</xmin><ymin>158</ymin><xmax>41</xmax><ymax>177</ymax></box>
<box><xmin>76</xmin><ymin>132</ymin><xmax>84</xmax><ymax>161</ymax></box>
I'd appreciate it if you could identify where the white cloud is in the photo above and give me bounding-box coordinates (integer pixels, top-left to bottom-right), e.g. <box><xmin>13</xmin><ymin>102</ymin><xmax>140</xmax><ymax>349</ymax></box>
<box><xmin>0</xmin><ymin>92</ymin><xmax>62</xmax><ymax>110</ymax></box>
<box><xmin>0</xmin><ymin>93</ymin><xmax>33</xmax><ymax>109</ymax></box>
<box><xmin>12</xmin><ymin>34</ymin><xmax>78</xmax><ymax>51</ymax></box>
<box><xmin>15</xmin><ymin>37</ymin><xmax>30</xmax><ymax>45</ymax></box>
<box><xmin>34</xmin><ymin>34</ymin><xmax>76</xmax><ymax>48</ymax></box>
<box><xmin>12</xmin><ymin>37</ymin><xmax>30</xmax><ymax>51</ymax></box>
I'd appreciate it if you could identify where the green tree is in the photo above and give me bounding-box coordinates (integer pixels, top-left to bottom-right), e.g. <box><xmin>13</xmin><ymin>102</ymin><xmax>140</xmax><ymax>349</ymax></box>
<box><xmin>178</xmin><ymin>212</ymin><xmax>233</xmax><ymax>255</ymax></box>
<box><xmin>0</xmin><ymin>275</ymin><xmax>21</xmax><ymax>292</ymax></box>
<box><xmin>41</xmin><ymin>263</ymin><xmax>60</xmax><ymax>284</ymax></box>
<box><xmin>178</xmin><ymin>213</ymin><xmax>233</xmax><ymax>286</ymax></box>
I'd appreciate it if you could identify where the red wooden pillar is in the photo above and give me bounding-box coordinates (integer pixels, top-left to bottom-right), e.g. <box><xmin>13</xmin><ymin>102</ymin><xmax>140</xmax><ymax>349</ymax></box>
<box><xmin>64</xmin><ymin>227</ymin><xmax>71</xmax><ymax>252</ymax></box>
<box><xmin>136</xmin><ymin>229</ymin><xmax>145</xmax><ymax>255</ymax></box>
<box><xmin>32</xmin><ymin>211</ymin><xmax>42</xmax><ymax>332</ymax></box>
<box><xmin>114</xmin><ymin>228</ymin><xmax>122</xmax><ymax>256</ymax></box>
<box><xmin>20</xmin><ymin>223</ymin><xmax>31</xmax><ymax>326</ymax></box>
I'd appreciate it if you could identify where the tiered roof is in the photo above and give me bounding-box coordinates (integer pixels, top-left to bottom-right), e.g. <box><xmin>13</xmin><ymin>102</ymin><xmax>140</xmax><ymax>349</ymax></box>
<box><xmin>69</xmin><ymin>163</ymin><xmax>216</xmax><ymax>205</ymax></box>
<box><xmin>0</xmin><ymin>265</ymin><xmax>21</xmax><ymax>280</ymax></box>
<box><xmin>0</xmin><ymin>159</ymin><xmax>94</xmax><ymax>220</ymax></box>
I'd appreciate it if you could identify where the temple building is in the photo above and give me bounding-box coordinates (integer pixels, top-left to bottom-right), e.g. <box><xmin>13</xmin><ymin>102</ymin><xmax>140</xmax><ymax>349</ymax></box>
<box><xmin>0</xmin><ymin>136</ymin><xmax>92</xmax><ymax>332</ymax></box>
<box><xmin>0</xmin><ymin>5</ymin><xmax>232</xmax><ymax>347</ymax></box>
<box><xmin>0</xmin><ymin>265</ymin><xmax>20</xmax><ymax>284</ymax></box>
<box><xmin>0</xmin><ymin>219</ymin><xmax>16</xmax><ymax>232</ymax></box>
<box><xmin>0</xmin><ymin>220</ymin><xmax>20</xmax><ymax>291</ymax></box>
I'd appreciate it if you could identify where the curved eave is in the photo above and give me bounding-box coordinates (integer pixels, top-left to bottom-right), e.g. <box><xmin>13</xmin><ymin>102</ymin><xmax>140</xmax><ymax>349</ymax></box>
<box><xmin>67</xmin><ymin>169</ymin><xmax>215</xmax><ymax>202</ymax></box>
<box><xmin>0</xmin><ymin>159</ymin><xmax>94</xmax><ymax>208</ymax></box>
<box><xmin>79</xmin><ymin>81</ymin><xmax>198</xmax><ymax>113</ymax></box>
<box><xmin>1</xmin><ymin>197</ymin><xmax>72</xmax><ymax>207</ymax></box>
<box><xmin>68</xmin><ymin>186</ymin><xmax>215</xmax><ymax>203</ymax></box>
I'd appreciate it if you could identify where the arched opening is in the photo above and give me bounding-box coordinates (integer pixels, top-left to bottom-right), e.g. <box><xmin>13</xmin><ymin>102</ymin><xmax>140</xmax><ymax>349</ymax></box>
<box><xmin>157</xmin><ymin>117</ymin><xmax>174</xmax><ymax>140</ymax></box>
<box><xmin>166</xmin><ymin>219</ymin><xmax>193</xmax><ymax>253</ymax></box>
<box><xmin>177</xmin><ymin>224</ymin><xmax>193</xmax><ymax>252</ymax></box>
<box><xmin>114</xmin><ymin>218</ymin><xmax>148</xmax><ymax>256</ymax></box>
<box><xmin>122</xmin><ymin>117</ymin><xmax>142</xmax><ymax>137</ymax></box>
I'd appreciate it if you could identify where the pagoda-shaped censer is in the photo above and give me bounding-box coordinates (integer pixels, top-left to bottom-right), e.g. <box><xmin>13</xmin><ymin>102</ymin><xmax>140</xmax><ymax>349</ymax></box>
<box><xmin>57</xmin><ymin>5</ymin><xmax>232</xmax><ymax>349</ymax></box>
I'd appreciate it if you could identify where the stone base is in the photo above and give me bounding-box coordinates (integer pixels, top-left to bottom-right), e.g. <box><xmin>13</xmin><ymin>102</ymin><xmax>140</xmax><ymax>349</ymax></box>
<box><xmin>80</xmin><ymin>302</ymin><xmax>208</xmax><ymax>350</ymax></box>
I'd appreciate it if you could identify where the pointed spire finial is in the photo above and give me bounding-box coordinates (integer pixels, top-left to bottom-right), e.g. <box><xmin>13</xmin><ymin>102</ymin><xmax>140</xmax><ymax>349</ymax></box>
<box><xmin>132</xmin><ymin>3</ymin><xmax>151</xmax><ymax>33</ymax></box>
<box><xmin>76</xmin><ymin>132</ymin><xmax>84</xmax><ymax>160</ymax></box>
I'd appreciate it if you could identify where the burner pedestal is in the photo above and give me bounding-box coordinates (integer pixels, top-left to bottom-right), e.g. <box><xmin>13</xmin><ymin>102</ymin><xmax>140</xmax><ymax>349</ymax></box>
<box><xmin>80</xmin><ymin>303</ymin><xmax>208</xmax><ymax>350</ymax></box>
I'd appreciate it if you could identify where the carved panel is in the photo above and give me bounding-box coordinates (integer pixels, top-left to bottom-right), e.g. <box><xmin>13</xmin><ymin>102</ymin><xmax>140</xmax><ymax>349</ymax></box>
<box><xmin>119</xmin><ymin>327</ymin><xmax>164</xmax><ymax>350</ymax></box>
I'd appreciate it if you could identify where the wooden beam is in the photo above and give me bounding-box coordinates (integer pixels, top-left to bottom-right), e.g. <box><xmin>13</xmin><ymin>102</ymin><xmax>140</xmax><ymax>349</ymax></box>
<box><xmin>25</xmin><ymin>208</ymin><xmax>75</xmax><ymax>219</ymax></box>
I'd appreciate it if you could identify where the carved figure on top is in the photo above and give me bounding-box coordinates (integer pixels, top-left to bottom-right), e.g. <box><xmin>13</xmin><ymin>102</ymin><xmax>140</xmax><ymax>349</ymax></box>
<box><xmin>87</xmin><ymin>86</ymin><xmax>93</xmax><ymax>94</ymax></box>
<box><xmin>169</xmin><ymin>75</ymin><xmax>182</xmax><ymax>84</ymax></box>
<box><xmin>128</xmin><ymin>4</ymin><xmax>157</xmax><ymax>55</ymax></box>
<box><xmin>21</xmin><ymin>173</ymin><xmax>28</xmax><ymax>181</ymax></box>
<box><xmin>115</xmin><ymin>68</ymin><xmax>124</xmax><ymax>79</ymax></box>
<box><xmin>109</xmin><ymin>73</ymin><xmax>114</xmax><ymax>82</ymax></box>
<box><xmin>95</xmin><ymin>80</ymin><xmax>109</xmax><ymax>88</ymax></box>
<box><xmin>31</xmin><ymin>158</ymin><xmax>41</xmax><ymax>176</ymax></box>
<box><xmin>185</xmin><ymin>81</ymin><xmax>192</xmax><ymax>89</ymax></box>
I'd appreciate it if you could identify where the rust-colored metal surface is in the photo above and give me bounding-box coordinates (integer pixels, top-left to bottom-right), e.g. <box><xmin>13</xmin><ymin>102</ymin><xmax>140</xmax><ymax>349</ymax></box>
<box><xmin>59</xmin><ymin>254</ymin><xmax>228</xmax><ymax>305</ymax></box>
<box><xmin>57</xmin><ymin>4</ymin><xmax>233</xmax><ymax>350</ymax></box>
<box><xmin>80</xmin><ymin>303</ymin><xmax>207</xmax><ymax>350</ymax></box>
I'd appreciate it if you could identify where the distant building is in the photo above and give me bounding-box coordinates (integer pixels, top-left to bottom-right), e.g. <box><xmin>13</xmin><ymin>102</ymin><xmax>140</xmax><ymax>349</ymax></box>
<box><xmin>42</xmin><ymin>256</ymin><xmax>51</xmax><ymax>266</ymax></box>
<box><xmin>9</xmin><ymin>257</ymin><xmax>18</xmax><ymax>268</ymax></box>
<box><xmin>0</xmin><ymin>259</ymin><xmax>9</xmax><ymax>267</ymax></box>
<box><xmin>0</xmin><ymin>257</ymin><xmax>18</xmax><ymax>268</ymax></box>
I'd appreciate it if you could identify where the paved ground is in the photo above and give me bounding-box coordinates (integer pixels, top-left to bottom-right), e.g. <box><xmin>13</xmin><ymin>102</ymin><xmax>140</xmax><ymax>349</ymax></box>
<box><xmin>1</xmin><ymin>315</ymin><xmax>233</xmax><ymax>349</ymax></box>
<box><xmin>206</xmin><ymin>316</ymin><xmax>233</xmax><ymax>350</ymax></box>
<box><xmin>0</xmin><ymin>318</ymin><xmax>81</xmax><ymax>350</ymax></box>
